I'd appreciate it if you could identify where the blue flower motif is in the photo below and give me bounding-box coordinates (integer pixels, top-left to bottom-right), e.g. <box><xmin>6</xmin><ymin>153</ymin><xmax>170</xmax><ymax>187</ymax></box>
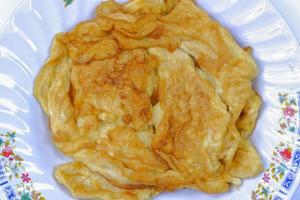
<box><xmin>289</xmin><ymin>126</ymin><xmax>295</xmax><ymax>132</ymax></box>
<box><xmin>290</xmin><ymin>98</ymin><xmax>297</xmax><ymax>105</ymax></box>
<box><xmin>10</xmin><ymin>163</ymin><xmax>20</xmax><ymax>175</ymax></box>
<box><xmin>279</xmin><ymin>94</ymin><xmax>287</xmax><ymax>104</ymax></box>
<box><xmin>276</xmin><ymin>163</ymin><xmax>287</xmax><ymax>174</ymax></box>
<box><xmin>6</xmin><ymin>132</ymin><xmax>16</xmax><ymax>140</ymax></box>
<box><xmin>261</xmin><ymin>186</ymin><xmax>270</xmax><ymax>197</ymax></box>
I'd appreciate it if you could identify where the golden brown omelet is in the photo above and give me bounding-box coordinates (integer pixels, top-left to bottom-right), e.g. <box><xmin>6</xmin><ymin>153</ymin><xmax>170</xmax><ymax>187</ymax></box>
<box><xmin>34</xmin><ymin>0</ymin><xmax>263</xmax><ymax>199</ymax></box>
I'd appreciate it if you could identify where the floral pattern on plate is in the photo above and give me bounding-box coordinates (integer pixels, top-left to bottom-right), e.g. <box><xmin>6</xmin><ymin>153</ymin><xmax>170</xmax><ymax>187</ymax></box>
<box><xmin>0</xmin><ymin>132</ymin><xmax>45</xmax><ymax>200</ymax></box>
<box><xmin>252</xmin><ymin>92</ymin><xmax>300</xmax><ymax>200</ymax></box>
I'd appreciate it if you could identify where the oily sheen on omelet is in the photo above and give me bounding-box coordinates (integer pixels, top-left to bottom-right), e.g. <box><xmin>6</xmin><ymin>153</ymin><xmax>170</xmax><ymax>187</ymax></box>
<box><xmin>34</xmin><ymin>0</ymin><xmax>263</xmax><ymax>199</ymax></box>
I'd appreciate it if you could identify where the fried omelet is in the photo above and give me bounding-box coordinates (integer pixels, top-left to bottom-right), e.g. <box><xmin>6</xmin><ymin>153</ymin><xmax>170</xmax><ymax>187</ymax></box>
<box><xmin>34</xmin><ymin>0</ymin><xmax>263</xmax><ymax>199</ymax></box>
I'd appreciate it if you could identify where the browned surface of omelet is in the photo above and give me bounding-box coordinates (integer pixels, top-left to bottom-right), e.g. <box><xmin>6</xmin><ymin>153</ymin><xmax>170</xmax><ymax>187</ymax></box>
<box><xmin>34</xmin><ymin>0</ymin><xmax>263</xmax><ymax>199</ymax></box>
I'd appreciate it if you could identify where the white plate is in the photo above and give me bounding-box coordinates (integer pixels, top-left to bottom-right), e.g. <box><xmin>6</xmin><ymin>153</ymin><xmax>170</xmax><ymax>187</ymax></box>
<box><xmin>0</xmin><ymin>0</ymin><xmax>300</xmax><ymax>199</ymax></box>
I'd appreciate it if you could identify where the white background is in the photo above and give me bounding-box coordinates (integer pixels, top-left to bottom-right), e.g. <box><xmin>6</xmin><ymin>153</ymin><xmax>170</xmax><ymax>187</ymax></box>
<box><xmin>0</xmin><ymin>0</ymin><xmax>299</xmax><ymax>199</ymax></box>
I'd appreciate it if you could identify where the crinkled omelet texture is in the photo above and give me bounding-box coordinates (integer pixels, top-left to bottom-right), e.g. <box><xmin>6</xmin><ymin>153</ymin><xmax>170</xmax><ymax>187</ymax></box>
<box><xmin>34</xmin><ymin>0</ymin><xmax>263</xmax><ymax>199</ymax></box>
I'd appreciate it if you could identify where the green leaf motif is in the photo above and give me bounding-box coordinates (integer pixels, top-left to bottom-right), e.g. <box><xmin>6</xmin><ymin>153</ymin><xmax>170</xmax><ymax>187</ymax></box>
<box><xmin>269</xmin><ymin>195</ymin><xmax>273</xmax><ymax>200</ymax></box>
<box><xmin>5</xmin><ymin>140</ymin><xmax>10</xmax><ymax>146</ymax></box>
<box><xmin>271</xmin><ymin>168</ymin><xmax>275</xmax><ymax>173</ymax></box>
<box><xmin>64</xmin><ymin>0</ymin><xmax>74</xmax><ymax>7</ymax></box>
<box><xmin>279</xmin><ymin>172</ymin><xmax>284</xmax><ymax>179</ymax></box>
